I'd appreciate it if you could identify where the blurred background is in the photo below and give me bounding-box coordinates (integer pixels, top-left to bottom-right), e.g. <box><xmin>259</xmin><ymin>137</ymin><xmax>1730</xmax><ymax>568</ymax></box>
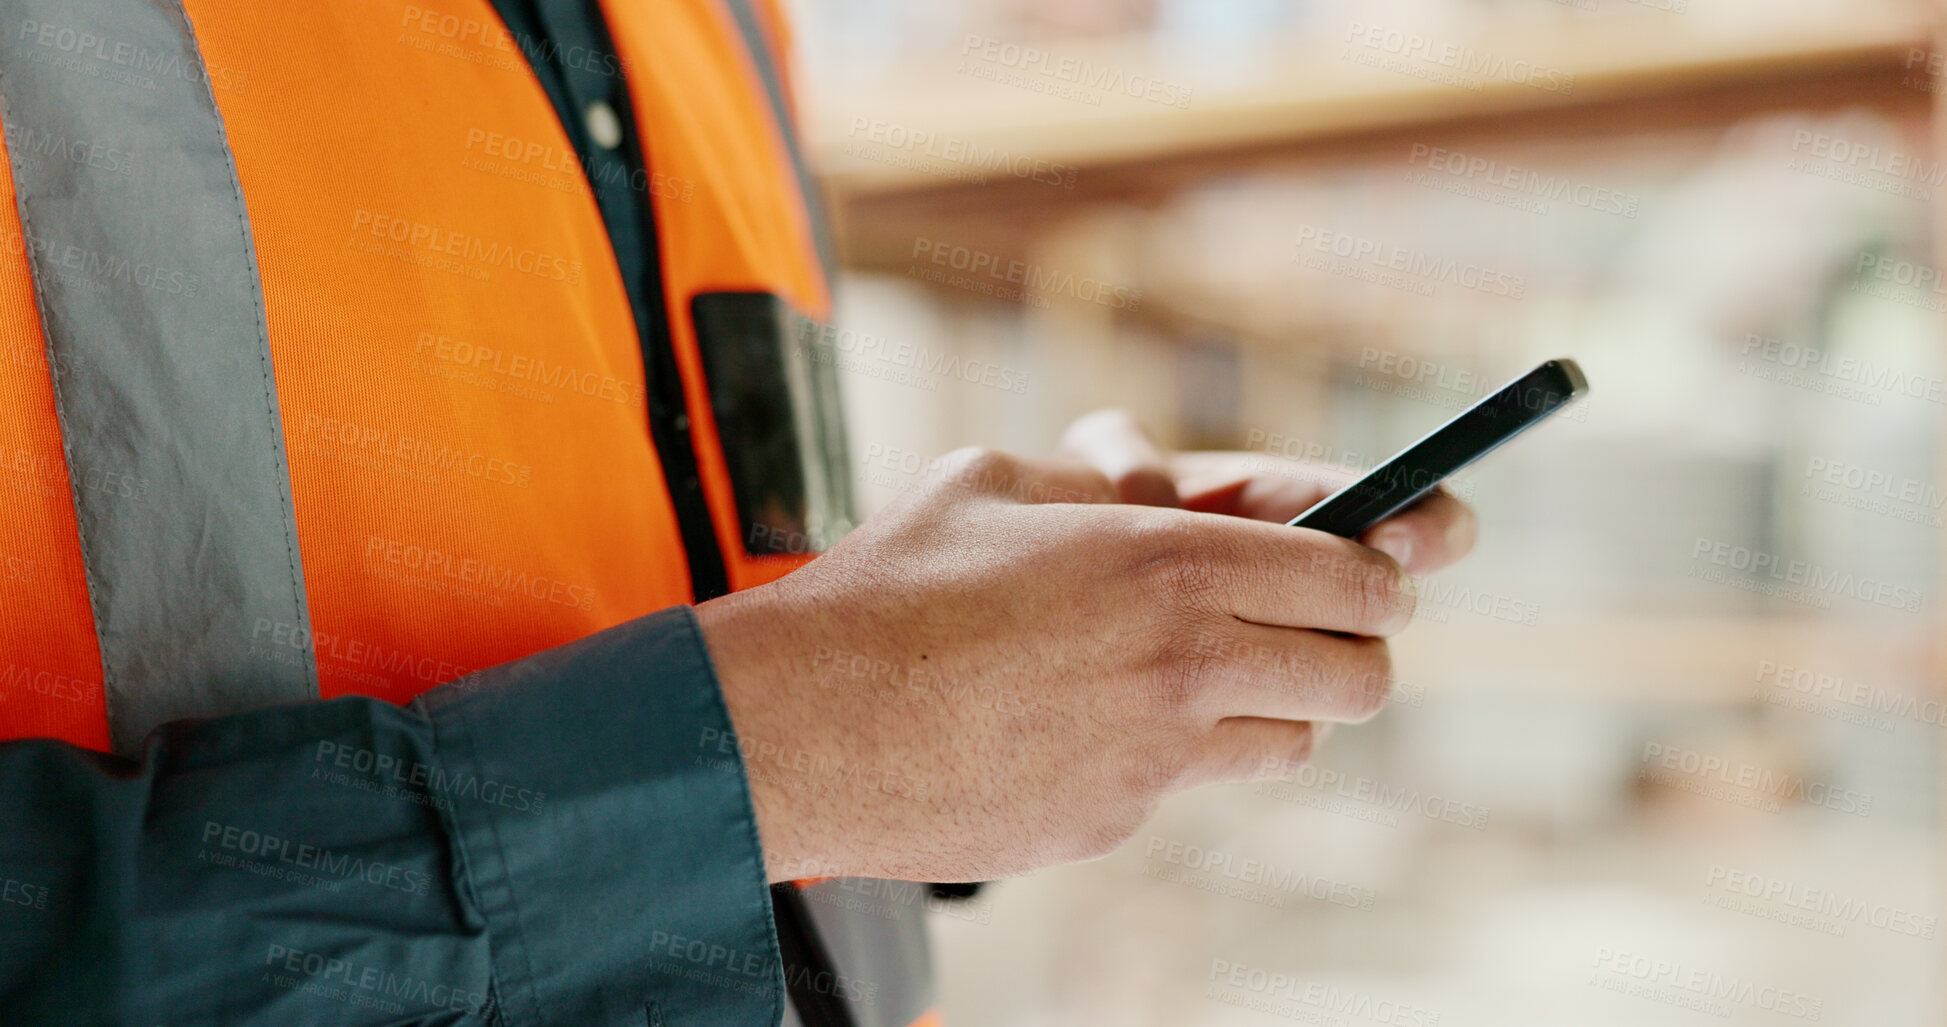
<box><xmin>784</xmin><ymin>0</ymin><xmax>1943</xmax><ymax>1022</ymax></box>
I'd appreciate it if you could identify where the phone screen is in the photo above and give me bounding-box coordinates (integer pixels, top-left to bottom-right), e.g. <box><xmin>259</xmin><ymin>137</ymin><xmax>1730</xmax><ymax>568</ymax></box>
<box><xmin>1286</xmin><ymin>358</ymin><xmax>1588</xmax><ymax>538</ymax></box>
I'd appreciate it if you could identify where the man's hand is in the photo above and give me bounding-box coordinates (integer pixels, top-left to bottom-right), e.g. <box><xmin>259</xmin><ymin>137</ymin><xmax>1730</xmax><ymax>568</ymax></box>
<box><xmin>1060</xmin><ymin>408</ymin><xmax>1478</xmax><ymax>575</ymax></box>
<box><xmin>698</xmin><ymin>430</ymin><xmax>1467</xmax><ymax>885</ymax></box>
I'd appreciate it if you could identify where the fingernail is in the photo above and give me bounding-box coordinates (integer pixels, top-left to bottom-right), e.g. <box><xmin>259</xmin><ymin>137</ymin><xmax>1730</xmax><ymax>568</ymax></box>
<box><xmin>1370</xmin><ymin>530</ymin><xmax>1415</xmax><ymax>570</ymax></box>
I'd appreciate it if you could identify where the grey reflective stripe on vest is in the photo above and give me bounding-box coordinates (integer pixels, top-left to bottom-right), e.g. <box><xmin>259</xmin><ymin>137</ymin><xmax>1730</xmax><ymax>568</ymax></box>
<box><xmin>0</xmin><ymin>0</ymin><xmax>316</xmax><ymax>755</ymax></box>
<box><xmin>783</xmin><ymin>879</ymin><xmax>935</xmax><ymax>1027</ymax></box>
<box><xmin>718</xmin><ymin>0</ymin><xmax>837</xmax><ymax>281</ymax></box>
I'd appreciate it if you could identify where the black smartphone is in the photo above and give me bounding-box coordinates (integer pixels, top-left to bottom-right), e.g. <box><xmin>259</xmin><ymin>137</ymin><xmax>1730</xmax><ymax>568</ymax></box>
<box><xmin>1287</xmin><ymin>358</ymin><xmax>1589</xmax><ymax>538</ymax></box>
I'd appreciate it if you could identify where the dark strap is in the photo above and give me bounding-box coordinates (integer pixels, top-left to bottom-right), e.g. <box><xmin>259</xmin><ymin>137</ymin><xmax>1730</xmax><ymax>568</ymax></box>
<box><xmin>773</xmin><ymin>883</ymin><xmax>860</xmax><ymax>1027</ymax></box>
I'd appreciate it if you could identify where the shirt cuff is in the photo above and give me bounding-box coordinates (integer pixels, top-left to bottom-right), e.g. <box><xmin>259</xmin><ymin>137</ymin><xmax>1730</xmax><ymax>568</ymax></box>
<box><xmin>415</xmin><ymin>605</ymin><xmax>782</xmax><ymax>1027</ymax></box>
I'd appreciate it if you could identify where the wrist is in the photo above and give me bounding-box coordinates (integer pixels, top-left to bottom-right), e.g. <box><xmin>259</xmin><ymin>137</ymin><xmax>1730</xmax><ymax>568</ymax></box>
<box><xmin>695</xmin><ymin>586</ymin><xmax>829</xmax><ymax>882</ymax></box>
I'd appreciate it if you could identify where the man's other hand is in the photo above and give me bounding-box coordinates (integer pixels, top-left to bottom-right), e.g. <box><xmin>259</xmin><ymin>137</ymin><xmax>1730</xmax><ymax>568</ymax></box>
<box><xmin>1060</xmin><ymin>408</ymin><xmax>1478</xmax><ymax>575</ymax></box>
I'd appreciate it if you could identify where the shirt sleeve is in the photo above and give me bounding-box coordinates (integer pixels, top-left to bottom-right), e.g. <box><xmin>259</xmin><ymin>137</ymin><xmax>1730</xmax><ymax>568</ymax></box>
<box><xmin>0</xmin><ymin>605</ymin><xmax>784</xmax><ymax>1027</ymax></box>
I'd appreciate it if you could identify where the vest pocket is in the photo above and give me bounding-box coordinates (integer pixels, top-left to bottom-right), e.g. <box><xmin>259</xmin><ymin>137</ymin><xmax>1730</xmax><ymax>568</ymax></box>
<box><xmin>691</xmin><ymin>292</ymin><xmax>855</xmax><ymax>560</ymax></box>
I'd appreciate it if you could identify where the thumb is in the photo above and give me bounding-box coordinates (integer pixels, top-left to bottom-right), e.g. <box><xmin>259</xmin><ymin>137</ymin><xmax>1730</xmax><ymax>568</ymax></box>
<box><xmin>1058</xmin><ymin>409</ymin><xmax>1181</xmax><ymax>507</ymax></box>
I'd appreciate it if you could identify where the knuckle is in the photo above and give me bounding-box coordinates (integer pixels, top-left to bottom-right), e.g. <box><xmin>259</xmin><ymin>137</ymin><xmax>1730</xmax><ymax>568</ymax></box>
<box><xmin>1342</xmin><ymin>639</ymin><xmax>1393</xmax><ymax>721</ymax></box>
<box><xmin>1146</xmin><ymin>632</ymin><xmax>1218</xmax><ymax>716</ymax></box>
<box><xmin>1059</xmin><ymin>463</ymin><xmax>1118</xmax><ymax>505</ymax></box>
<box><xmin>1080</xmin><ymin>468</ymin><xmax>1118</xmax><ymax>503</ymax></box>
<box><xmin>1351</xmin><ymin>553</ymin><xmax>1410</xmax><ymax>631</ymax></box>
<box><xmin>1448</xmin><ymin>499</ymin><xmax>1480</xmax><ymax>555</ymax></box>
<box><xmin>940</xmin><ymin>445</ymin><xmax>1015</xmax><ymax>490</ymax></box>
<box><xmin>1290</xmin><ymin>725</ymin><xmax>1317</xmax><ymax>766</ymax></box>
<box><xmin>1129</xmin><ymin>514</ymin><xmax>1225</xmax><ymax>609</ymax></box>
<box><xmin>1390</xmin><ymin>568</ymin><xmax>1418</xmax><ymax>625</ymax></box>
<box><xmin>1125</xmin><ymin>741</ymin><xmax>1191</xmax><ymax>799</ymax></box>
<box><xmin>1276</xmin><ymin>725</ymin><xmax>1317</xmax><ymax>773</ymax></box>
<box><xmin>1251</xmin><ymin>729</ymin><xmax>1315</xmax><ymax>782</ymax></box>
<box><xmin>1252</xmin><ymin>639</ymin><xmax>1316</xmax><ymax>704</ymax></box>
<box><xmin>1163</xmin><ymin>554</ymin><xmax>1221</xmax><ymax>611</ymax></box>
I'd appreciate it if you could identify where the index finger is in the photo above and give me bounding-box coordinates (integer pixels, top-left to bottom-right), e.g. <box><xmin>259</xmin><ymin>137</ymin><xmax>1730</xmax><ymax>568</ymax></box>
<box><xmin>1358</xmin><ymin>490</ymin><xmax>1478</xmax><ymax>577</ymax></box>
<box><xmin>1169</xmin><ymin>450</ymin><xmax>1344</xmax><ymax>520</ymax></box>
<box><xmin>1059</xmin><ymin>409</ymin><xmax>1181</xmax><ymax>507</ymax></box>
<box><xmin>1151</xmin><ymin>509</ymin><xmax>1417</xmax><ymax>637</ymax></box>
<box><xmin>1170</xmin><ymin>451</ymin><xmax>1477</xmax><ymax>575</ymax></box>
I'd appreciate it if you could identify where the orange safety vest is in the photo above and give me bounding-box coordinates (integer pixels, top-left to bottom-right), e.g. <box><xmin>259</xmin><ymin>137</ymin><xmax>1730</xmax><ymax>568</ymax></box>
<box><xmin>0</xmin><ymin>2</ymin><xmax>932</xmax><ymax>1024</ymax></box>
